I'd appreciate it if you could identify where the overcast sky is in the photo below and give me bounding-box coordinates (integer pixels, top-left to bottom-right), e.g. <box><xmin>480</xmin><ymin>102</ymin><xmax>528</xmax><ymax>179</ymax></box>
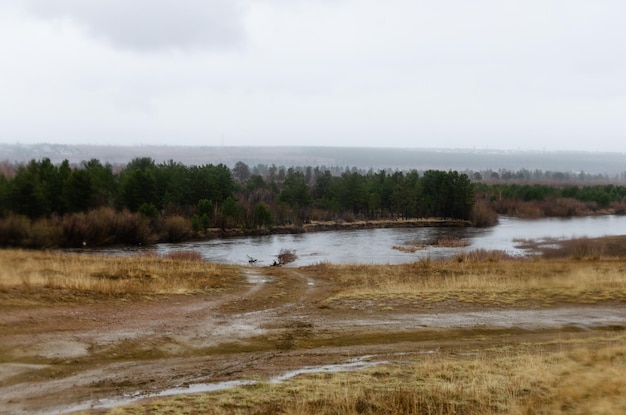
<box><xmin>1</xmin><ymin>1</ymin><xmax>625</xmax><ymax>152</ymax></box>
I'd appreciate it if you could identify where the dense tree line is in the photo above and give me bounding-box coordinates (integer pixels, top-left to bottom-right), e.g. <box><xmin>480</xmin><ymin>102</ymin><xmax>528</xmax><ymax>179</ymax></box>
<box><xmin>469</xmin><ymin>168</ymin><xmax>616</xmax><ymax>183</ymax></box>
<box><xmin>0</xmin><ymin>158</ymin><xmax>477</xmax><ymax>247</ymax></box>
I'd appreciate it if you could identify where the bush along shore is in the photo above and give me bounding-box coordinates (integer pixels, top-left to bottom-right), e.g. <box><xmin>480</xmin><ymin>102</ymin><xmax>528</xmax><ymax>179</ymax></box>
<box><xmin>0</xmin><ymin>210</ymin><xmax>471</xmax><ymax>249</ymax></box>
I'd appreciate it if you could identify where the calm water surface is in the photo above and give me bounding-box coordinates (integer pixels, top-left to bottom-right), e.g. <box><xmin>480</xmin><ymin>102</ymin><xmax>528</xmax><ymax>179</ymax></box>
<box><xmin>101</xmin><ymin>215</ymin><xmax>626</xmax><ymax>266</ymax></box>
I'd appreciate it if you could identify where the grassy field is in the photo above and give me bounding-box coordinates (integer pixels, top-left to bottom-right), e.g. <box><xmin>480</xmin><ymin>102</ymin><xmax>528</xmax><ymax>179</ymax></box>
<box><xmin>3</xmin><ymin>245</ymin><xmax>626</xmax><ymax>308</ymax></box>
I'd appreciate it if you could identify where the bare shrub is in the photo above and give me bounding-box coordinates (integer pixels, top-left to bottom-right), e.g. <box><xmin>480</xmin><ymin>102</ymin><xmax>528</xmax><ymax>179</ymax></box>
<box><xmin>275</xmin><ymin>249</ymin><xmax>298</xmax><ymax>265</ymax></box>
<box><xmin>60</xmin><ymin>207</ymin><xmax>155</xmax><ymax>247</ymax></box>
<box><xmin>62</xmin><ymin>208</ymin><xmax>118</xmax><ymax>247</ymax></box>
<box><xmin>61</xmin><ymin>212</ymin><xmax>88</xmax><ymax>246</ymax></box>
<box><xmin>27</xmin><ymin>218</ymin><xmax>63</xmax><ymax>248</ymax></box>
<box><xmin>160</xmin><ymin>216</ymin><xmax>191</xmax><ymax>243</ymax></box>
<box><xmin>515</xmin><ymin>202</ymin><xmax>544</xmax><ymax>218</ymax></box>
<box><xmin>113</xmin><ymin>210</ymin><xmax>155</xmax><ymax>245</ymax></box>
<box><xmin>0</xmin><ymin>214</ymin><xmax>31</xmax><ymax>246</ymax></box>
<box><xmin>470</xmin><ymin>199</ymin><xmax>498</xmax><ymax>227</ymax></box>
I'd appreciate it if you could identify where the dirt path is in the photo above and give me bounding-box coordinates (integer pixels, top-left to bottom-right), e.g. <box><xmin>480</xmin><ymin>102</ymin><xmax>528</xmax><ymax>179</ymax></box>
<box><xmin>1</xmin><ymin>267</ymin><xmax>625</xmax><ymax>415</ymax></box>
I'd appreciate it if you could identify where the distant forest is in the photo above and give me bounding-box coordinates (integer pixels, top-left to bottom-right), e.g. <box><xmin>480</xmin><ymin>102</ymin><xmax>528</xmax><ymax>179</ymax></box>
<box><xmin>1</xmin><ymin>157</ymin><xmax>625</xmax><ymax>248</ymax></box>
<box><xmin>3</xmin><ymin>144</ymin><xmax>626</xmax><ymax>179</ymax></box>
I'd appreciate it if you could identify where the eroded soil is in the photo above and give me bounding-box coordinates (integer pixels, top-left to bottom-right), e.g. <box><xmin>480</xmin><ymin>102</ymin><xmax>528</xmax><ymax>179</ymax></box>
<box><xmin>1</xmin><ymin>267</ymin><xmax>625</xmax><ymax>414</ymax></box>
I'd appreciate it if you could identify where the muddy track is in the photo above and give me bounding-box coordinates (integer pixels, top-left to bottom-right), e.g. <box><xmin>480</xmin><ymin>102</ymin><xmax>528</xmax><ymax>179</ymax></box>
<box><xmin>1</xmin><ymin>267</ymin><xmax>625</xmax><ymax>415</ymax></box>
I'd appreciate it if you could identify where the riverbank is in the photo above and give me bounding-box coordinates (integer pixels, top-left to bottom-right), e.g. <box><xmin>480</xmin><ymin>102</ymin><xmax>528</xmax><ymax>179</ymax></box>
<box><xmin>202</xmin><ymin>218</ymin><xmax>473</xmax><ymax>238</ymax></box>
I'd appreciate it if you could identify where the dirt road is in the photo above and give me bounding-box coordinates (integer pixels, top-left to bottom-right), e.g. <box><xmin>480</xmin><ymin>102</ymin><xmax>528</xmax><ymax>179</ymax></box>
<box><xmin>1</xmin><ymin>267</ymin><xmax>625</xmax><ymax>414</ymax></box>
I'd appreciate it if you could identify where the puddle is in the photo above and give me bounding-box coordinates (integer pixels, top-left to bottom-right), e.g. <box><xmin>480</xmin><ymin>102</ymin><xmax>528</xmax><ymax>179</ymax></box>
<box><xmin>335</xmin><ymin>307</ymin><xmax>626</xmax><ymax>331</ymax></box>
<box><xmin>36</xmin><ymin>340</ymin><xmax>90</xmax><ymax>360</ymax></box>
<box><xmin>61</xmin><ymin>356</ymin><xmax>385</xmax><ymax>414</ymax></box>
<box><xmin>211</xmin><ymin>321</ymin><xmax>266</xmax><ymax>338</ymax></box>
<box><xmin>393</xmin><ymin>350</ymin><xmax>437</xmax><ymax>356</ymax></box>
<box><xmin>270</xmin><ymin>356</ymin><xmax>385</xmax><ymax>383</ymax></box>
<box><xmin>244</xmin><ymin>269</ymin><xmax>274</xmax><ymax>284</ymax></box>
<box><xmin>154</xmin><ymin>380</ymin><xmax>258</xmax><ymax>397</ymax></box>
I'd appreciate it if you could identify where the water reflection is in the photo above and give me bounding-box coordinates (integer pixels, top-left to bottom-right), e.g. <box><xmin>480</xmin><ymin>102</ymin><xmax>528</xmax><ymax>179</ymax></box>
<box><xmin>100</xmin><ymin>216</ymin><xmax>626</xmax><ymax>266</ymax></box>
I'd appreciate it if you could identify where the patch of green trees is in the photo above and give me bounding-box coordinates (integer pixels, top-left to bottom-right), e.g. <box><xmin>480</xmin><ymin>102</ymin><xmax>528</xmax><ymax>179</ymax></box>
<box><xmin>0</xmin><ymin>158</ymin><xmax>476</xmax><ymax>247</ymax></box>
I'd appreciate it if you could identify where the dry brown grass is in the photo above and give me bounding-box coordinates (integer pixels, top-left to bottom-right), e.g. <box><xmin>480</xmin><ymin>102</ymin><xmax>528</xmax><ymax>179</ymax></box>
<box><xmin>104</xmin><ymin>332</ymin><xmax>626</xmax><ymax>415</ymax></box>
<box><xmin>3</xmin><ymin>248</ymin><xmax>625</xmax><ymax>309</ymax></box>
<box><xmin>162</xmin><ymin>250</ymin><xmax>204</xmax><ymax>262</ymax></box>
<box><xmin>0</xmin><ymin>249</ymin><xmax>240</xmax><ymax>304</ymax></box>
<box><xmin>307</xmin><ymin>256</ymin><xmax>626</xmax><ymax>308</ymax></box>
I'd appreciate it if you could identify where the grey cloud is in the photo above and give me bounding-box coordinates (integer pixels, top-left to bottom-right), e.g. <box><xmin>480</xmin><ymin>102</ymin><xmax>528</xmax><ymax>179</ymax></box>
<box><xmin>19</xmin><ymin>0</ymin><xmax>246</xmax><ymax>51</ymax></box>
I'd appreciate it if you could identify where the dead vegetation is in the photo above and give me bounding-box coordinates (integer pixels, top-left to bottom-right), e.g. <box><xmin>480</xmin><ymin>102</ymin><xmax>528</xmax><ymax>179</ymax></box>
<box><xmin>274</xmin><ymin>248</ymin><xmax>298</xmax><ymax>266</ymax></box>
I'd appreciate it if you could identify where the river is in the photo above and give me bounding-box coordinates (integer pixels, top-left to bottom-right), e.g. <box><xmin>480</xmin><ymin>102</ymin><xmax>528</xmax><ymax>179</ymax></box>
<box><xmin>96</xmin><ymin>215</ymin><xmax>626</xmax><ymax>266</ymax></box>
